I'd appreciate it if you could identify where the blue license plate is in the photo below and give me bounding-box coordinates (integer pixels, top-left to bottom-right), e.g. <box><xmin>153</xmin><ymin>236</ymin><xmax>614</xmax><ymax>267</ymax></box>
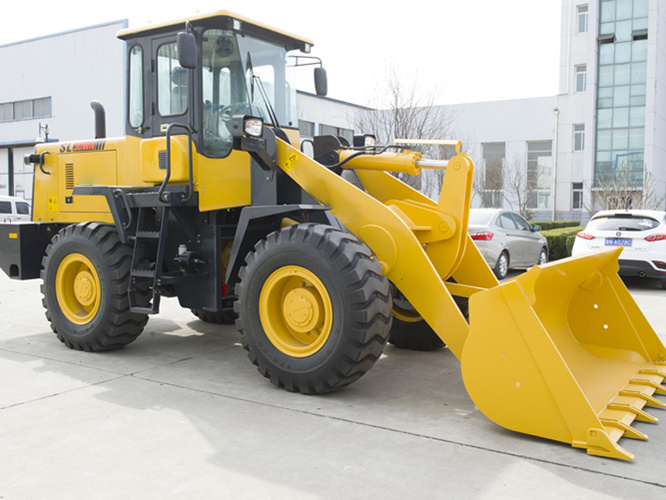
<box><xmin>605</xmin><ymin>238</ymin><xmax>632</xmax><ymax>247</ymax></box>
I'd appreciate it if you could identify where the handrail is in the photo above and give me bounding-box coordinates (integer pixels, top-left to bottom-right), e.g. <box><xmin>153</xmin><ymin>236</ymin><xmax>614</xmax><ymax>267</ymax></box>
<box><xmin>159</xmin><ymin>123</ymin><xmax>194</xmax><ymax>204</ymax></box>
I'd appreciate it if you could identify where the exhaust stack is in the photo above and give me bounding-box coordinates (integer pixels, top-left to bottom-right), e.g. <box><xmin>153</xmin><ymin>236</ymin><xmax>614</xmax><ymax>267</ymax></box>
<box><xmin>90</xmin><ymin>100</ymin><xmax>106</xmax><ymax>139</ymax></box>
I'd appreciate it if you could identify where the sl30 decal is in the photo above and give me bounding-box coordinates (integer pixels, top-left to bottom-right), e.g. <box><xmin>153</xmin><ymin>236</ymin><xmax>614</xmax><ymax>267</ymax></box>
<box><xmin>59</xmin><ymin>140</ymin><xmax>107</xmax><ymax>153</ymax></box>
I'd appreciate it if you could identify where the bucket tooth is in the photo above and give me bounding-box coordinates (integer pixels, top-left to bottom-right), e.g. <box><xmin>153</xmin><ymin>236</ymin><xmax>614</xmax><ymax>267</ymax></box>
<box><xmin>632</xmin><ymin>373</ymin><xmax>666</xmax><ymax>395</ymax></box>
<box><xmin>619</xmin><ymin>387</ymin><xmax>666</xmax><ymax>408</ymax></box>
<box><xmin>639</xmin><ymin>367</ymin><xmax>666</xmax><ymax>378</ymax></box>
<box><xmin>601</xmin><ymin>418</ymin><xmax>648</xmax><ymax>441</ymax></box>
<box><xmin>573</xmin><ymin>428</ymin><xmax>634</xmax><ymax>460</ymax></box>
<box><xmin>605</xmin><ymin>403</ymin><xmax>659</xmax><ymax>423</ymax></box>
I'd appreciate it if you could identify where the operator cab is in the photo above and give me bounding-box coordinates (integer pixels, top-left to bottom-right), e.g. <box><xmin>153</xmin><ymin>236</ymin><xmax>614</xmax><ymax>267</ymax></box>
<box><xmin>118</xmin><ymin>11</ymin><xmax>326</xmax><ymax>158</ymax></box>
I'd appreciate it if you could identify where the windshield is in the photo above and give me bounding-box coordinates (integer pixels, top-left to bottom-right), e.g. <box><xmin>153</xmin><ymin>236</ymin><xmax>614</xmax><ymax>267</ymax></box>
<box><xmin>201</xmin><ymin>29</ymin><xmax>299</xmax><ymax>157</ymax></box>
<box><xmin>588</xmin><ymin>214</ymin><xmax>662</xmax><ymax>232</ymax></box>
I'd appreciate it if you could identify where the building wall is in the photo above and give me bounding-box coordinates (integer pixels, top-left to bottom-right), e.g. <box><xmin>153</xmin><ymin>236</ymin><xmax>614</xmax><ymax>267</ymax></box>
<box><xmin>646</xmin><ymin>0</ymin><xmax>666</xmax><ymax>191</ymax></box>
<box><xmin>555</xmin><ymin>0</ymin><xmax>597</xmax><ymax>222</ymax></box>
<box><xmin>0</xmin><ymin>20</ymin><xmax>127</xmax><ymax>200</ymax></box>
<box><xmin>444</xmin><ymin>97</ymin><xmax>557</xmax><ymax>219</ymax></box>
<box><xmin>0</xmin><ymin>20</ymin><xmax>127</xmax><ymax>143</ymax></box>
<box><xmin>296</xmin><ymin>91</ymin><xmax>370</xmax><ymax>147</ymax></box>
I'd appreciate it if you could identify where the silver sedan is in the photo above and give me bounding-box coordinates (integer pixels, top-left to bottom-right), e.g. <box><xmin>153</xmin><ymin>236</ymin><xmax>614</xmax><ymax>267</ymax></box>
<box><xmin>468</xmin><ymin>209</ymin><xmax>548</xmax><ymax>279</ymax></box>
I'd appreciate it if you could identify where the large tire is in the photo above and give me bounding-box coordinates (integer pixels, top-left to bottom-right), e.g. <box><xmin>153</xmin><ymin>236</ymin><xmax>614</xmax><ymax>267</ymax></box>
<box><xmin>235</xmin><ymin>223</ymin><xmax>392</xmax><ymax>394</ymax></box>
<box><xmin>388</xmin><ymin>285</ymin><xmax>444</xmax><ymax>351</ymax></box>
<box><xmin>41</xmin><ymin>222</ymin><xmax>149</xmax><ymax>351</ymax></box>
<box><xmin>191</xmin><ymin>308</ymin><xmax>236</xmax><ymax>325</ymax></box>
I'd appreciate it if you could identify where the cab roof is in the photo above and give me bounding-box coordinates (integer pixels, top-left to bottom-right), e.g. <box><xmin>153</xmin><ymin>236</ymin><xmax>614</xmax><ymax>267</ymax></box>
<box><xmin>117</xmin><ymin>10</ymin><xmax>314</xmax><ymax>52</ymax></box>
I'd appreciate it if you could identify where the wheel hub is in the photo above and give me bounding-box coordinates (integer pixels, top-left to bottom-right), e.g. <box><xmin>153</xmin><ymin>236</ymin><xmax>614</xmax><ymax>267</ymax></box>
<box><xmin>283</xmin><ymin>286</ymin><xmax>323</xmax><ymax>334</ymax></box>
<box><xmin>74</xmin><ymin>271</ymin><xmax>96</xmax><ymax>306</ymax></box>
<box><xmin>260</xmin><ymin>266</ymin><xmax>333</xmax><ymax>358</ymax></box>
<box><xmin>55</xmin><ymin>253</ymin><xmax>101</xmax><ymax>325</ymax></box>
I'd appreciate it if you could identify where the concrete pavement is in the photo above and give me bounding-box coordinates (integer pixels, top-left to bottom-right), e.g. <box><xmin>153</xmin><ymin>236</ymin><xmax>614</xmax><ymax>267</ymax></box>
<box><xmin>1</xmin><ymin>271</ymin><xmax>665</xmax><ymax>499</ymax></box>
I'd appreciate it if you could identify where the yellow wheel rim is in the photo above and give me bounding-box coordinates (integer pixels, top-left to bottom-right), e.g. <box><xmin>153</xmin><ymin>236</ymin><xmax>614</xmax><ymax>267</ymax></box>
<box><xmin>391</xmin><ymin>290</ymin><xmax>423</xmax><ymax>323</ymax></box>
<box><xmin>392</xmin><ymin>306</ymin><xmax>423</xmax><ymax>323</ymax></box>
<box><xmin>259</xmin><ymin>266</ymin><xmax>333</xmax><ymax>358</ymax></box>
<box><xmin>55</xmin><ymin>253</ymin><xmax>102</xmax><ymax>325</ymax></box>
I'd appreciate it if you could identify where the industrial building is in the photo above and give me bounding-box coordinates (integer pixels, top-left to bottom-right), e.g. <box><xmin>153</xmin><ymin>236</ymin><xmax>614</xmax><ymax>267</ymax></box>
<box><xmin>1</xmin><ymin>1</ymin><xmax>665</xmax><ymax>223</ymax></box>
<box><xmin>443</xmin><ymin>0</ymin><xmax>665</xmax><ymax>221</ymax></box>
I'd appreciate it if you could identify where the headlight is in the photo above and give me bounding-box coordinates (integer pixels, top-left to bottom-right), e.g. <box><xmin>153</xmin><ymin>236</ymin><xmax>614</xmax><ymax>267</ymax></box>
<box><xmin>244</xmin><ymin>118</ymin><xmax>264</xmax><ymax>138</ymax></box>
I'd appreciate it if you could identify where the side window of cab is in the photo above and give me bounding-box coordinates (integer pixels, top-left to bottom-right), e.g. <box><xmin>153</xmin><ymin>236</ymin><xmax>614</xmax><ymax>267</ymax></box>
<box><xmin>128</xmin><ymin>44</ymin><xmax>144</xmax><ymax>130</ymax></box>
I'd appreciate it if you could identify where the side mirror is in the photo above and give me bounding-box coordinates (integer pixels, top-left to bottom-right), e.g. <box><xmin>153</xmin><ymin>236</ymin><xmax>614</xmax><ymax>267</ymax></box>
<box><xmin>177</xmin><ymin>32</ymin><xmax>197</xmax><ymax>69</ymax></box>
<box><xmin>532</xmin><ymin>225</ymin><xmax>541</xmax><ymax>232</ymax></box>
<box><xmin>314</xmin><ymin>67</ymin><xmax>328</xmax><ymax>97</ymax></box>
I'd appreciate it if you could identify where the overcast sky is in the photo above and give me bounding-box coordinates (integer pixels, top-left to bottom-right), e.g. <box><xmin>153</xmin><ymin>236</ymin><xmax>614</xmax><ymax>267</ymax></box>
<box><xmin>2</xmin><ymin>0</ymin><xmax>562</xmax><ymax>106</ymax></box>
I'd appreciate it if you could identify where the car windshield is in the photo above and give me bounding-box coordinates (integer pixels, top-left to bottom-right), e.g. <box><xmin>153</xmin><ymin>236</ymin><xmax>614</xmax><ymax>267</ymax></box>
<box><xmin>469</xmin><ymin>211</ymin><xmax>494</xmax><ymax>226</ymax></box>
<box><xmin>587</xmin><ymin>214</ymin><xmax>661</xmax><ymax>232</ymax></box>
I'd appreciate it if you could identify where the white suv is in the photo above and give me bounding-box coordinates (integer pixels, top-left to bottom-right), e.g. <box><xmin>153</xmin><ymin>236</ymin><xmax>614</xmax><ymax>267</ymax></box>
<box><xmin>0</xmin><ymin>196</ymin><xmax>31</xmax><ymax>223</ymax></box>
<box><xmin>571</xmin><ymin>209</ymin><xmax>666</xmax><ymax>289</ymax></box>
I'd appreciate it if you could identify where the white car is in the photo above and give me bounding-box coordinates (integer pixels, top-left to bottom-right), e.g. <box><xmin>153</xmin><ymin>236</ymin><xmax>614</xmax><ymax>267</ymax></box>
<box><xmin>0</xmin><ymin>195</ymin><xmax>31</xmax><ymax>223</ymax></box>
<box><xmin>571</xmin><ymin>209</ymin><xmax>666</xmax><ymax>289</ymax></box>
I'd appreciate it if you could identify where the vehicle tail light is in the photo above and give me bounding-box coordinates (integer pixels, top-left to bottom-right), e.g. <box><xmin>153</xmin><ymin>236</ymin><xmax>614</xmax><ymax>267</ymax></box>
<box><xmin>576</xmin><ymin>232</ymin><xmax>595</xmax><ymax>240</ymax></box>
<box><xmin>652</xmin><ymin>260</ymin><xmax>666</xmax><ymax>271</ymax></box>
<box><xmin>470</xmin><ymin>231</ymin><xmax>493</xmax><ymax>241</ymax></box>
<box><xmin>645</xmin><ymin>234</ymin><xmax>666</xmax><ymax>242</ymax></box>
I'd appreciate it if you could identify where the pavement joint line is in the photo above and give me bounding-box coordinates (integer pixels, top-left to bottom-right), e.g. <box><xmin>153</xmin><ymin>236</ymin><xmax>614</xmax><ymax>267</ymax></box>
<box><xmin>0</xmin><ymin>375</ymin><xmax>126</xmax><ymax>411</ymax></box>
<box><xmin>127</xmin><ymin>374</ymin><xmax>666</xmax><ymax>490</ymax></box>
<box><xmin>0</xmin><ymin>345</ymin><xmax>229</xmax><ymax>378</ymax></box>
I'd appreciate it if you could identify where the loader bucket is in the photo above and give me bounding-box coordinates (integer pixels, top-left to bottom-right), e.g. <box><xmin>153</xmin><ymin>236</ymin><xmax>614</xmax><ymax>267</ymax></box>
<box><xmin>461</xmin><ymin>247</ymin><xmax>666</xmax><ymax>460</ymax></box>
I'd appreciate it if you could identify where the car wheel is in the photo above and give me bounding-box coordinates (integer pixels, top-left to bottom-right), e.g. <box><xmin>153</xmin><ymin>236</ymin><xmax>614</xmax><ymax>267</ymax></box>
<box><xmin>538</xmin><ymin>247</ymin><xmax>548</xmax><ymax>266</ymax></box>
<box><xmin>495</xmin><ymin>251</ymin><xmax>509</xmax><ymax>280</ymax></box>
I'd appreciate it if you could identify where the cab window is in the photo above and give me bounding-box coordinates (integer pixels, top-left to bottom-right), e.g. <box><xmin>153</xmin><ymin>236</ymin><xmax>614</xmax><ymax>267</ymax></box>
<box><xmin>128</xmin><ymin>45</ymin><xmax>144</xmax><ymax>128</ymax></box>
<box><xmin>157</xmin><ymin>43</ymin><xmax>187</xmax><ymax>117</ymax></box>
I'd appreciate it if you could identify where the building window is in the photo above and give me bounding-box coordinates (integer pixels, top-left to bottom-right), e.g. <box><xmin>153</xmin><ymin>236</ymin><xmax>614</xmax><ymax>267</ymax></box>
<box><xmin>594</xmin><ymin>0</ymin><xmax>649</xmax><ymax>186</ymax></box>
<box><xmin>577</xmin><ymin>5</ymin><xmax>588</xmax><ymax>33</ymax></box>
<box><xmin>33</xmin><ymin>98</ymin><xmax>51</xmax><ymax>118</ymax></box>
<box><xmin>482</xmin><ymin>191</ymin><xmax>504</xmax><ymax>209</ymax></box>
<box><xmin>482</xmin><ymin>142</ymin><xmax>505</xmax><ymax>208</ymax></box>
<box><xmin>299</xmin><ymin>120</ymin><xmax>315</xmax><ymax>138</ymax></box>
<box><xmin>573</xmin><ymin>124</ymin><xmax>585</xmax><ymax>151</ymax></box>
<box><xmin>0</xmin><ymin>97</ymin><xmax>52</xmax><ymax>123</ymax></box>
<box><xmin>572</xmin><ymin>182</ymin><xmax>584</xmax><ymax>209</ymax></box>
<box><xmin>527</xmin><ymin>141</ymin><xmax>553</xmax><ymax>209</ymax></box>
<box><xmin>575</xmin><ymin>65</ymin><xmax>587</xmax><ymax>92</ymax></box>
<box><xmin>320</xmin><ymin>124</ymin><xmax>353</xmax><ymax>143</ymax></box>
<box><xmin>14</xmin><ymin>100</ymin><xmax>33</xmax><ymax>120</ymax></box>
<box><xmin>0</xmin><ymin>103</ymin><xmax>12</xmax><ymax>121</ymax></box>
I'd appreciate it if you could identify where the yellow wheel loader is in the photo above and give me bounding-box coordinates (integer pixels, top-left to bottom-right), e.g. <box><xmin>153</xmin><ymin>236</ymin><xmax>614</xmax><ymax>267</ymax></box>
<box><xmin>1</xmin><ymin>11</ymin><xmax>665</xmax><ymax>461</ymax></box>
